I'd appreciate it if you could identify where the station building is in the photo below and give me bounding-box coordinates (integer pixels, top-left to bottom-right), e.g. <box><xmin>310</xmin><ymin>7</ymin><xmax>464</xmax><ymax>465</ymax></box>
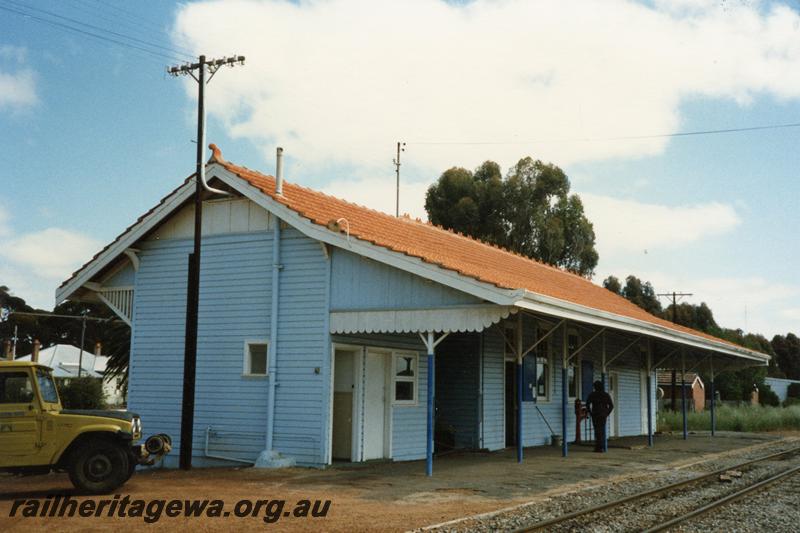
<box><xmin>57</xmin><ymin>145</ymin><xmax>769</xmax><ymax>472</ymax></box>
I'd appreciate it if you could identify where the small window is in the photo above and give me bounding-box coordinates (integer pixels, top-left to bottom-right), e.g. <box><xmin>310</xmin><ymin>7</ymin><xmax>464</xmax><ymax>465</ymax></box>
<box><xmin>0</xmin><ymin>371</ymin><xmax>35</xmax><ymax>404</ymax></box>
<box><xmin>243</xmin><ymin>340</ymin><xmax>269</xmax><ymax>376</ymax></box>
<box><xmin>392</xmin><ymin>353</ymin><xmax>418</xmax><ymax>405</ymax></box>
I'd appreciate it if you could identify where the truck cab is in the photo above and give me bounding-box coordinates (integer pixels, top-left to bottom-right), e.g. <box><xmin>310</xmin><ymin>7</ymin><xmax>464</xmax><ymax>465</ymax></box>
<box><xmin>0</xmin><ymin>361</ymin><xmax>169</xmax><ymax>493</ymax></box>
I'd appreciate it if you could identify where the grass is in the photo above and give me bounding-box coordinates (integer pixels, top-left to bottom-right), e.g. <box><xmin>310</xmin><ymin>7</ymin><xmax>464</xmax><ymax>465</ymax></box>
<box><xmin>658</xmin><ymin>404</ymin><xmax>800</xmax><ymax>433</ymax></box>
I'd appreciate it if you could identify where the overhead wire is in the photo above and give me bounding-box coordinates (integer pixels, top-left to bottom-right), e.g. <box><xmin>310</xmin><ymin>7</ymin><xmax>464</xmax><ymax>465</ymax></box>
<box><xmin>69</xmin><ymin>0</ymin><xmax>197</xmax><ymax>58</ymax></box>
<box><xmin>407</xmin><ymin>122</ymin><xmax>800</xmax><ymax>146</ymax></box>
<box><xmin>0</xmin><ymin>0</ymin><xmax>191</xmax><ymax>63</ymax></box>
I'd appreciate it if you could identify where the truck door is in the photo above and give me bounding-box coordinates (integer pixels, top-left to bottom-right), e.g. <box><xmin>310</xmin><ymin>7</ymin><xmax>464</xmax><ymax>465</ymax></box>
<box><xmin>0</xmin><ymin>369</ymin><xmax>41</xmax><ymax>457</ymax></box>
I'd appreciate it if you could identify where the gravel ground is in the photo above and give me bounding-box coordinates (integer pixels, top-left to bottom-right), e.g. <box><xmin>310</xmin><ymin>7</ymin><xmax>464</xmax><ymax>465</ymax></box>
<box><xmin>674</xmin><ymin>467</ymin><xmax>800</xmax><ymax>533</ymax></box>
<box><xmin>423</xmin><ymin>440</ymin><xmax>800</xmax><ymax>533</ymax></box>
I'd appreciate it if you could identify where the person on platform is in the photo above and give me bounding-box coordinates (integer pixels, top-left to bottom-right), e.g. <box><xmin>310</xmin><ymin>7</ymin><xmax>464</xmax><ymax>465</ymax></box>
<box><xmin>586</xmin><ymin>380</ymin><xmax>614</xmax><ymax>452</ymax></box>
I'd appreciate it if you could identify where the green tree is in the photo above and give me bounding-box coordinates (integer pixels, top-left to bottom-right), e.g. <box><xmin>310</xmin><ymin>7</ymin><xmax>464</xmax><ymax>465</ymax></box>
<box><xmin>0</xmin><ymin>285</ymin><xmax>130</xmax><ymax>384</ymax></box>
<box><xmin>425</xmin><ymin>157</ymin><xmax>598</xmax><ymax>276</ymax></box>
<box><xmin>771</xmin><ymin>333</ymin><xmax>800</xmax><ymax>380</ymax></box>
<box><xmin>621</xmin><ymin>276</ymin><xmax>662</xmax><ymax>315</ymax></box>
<box><xmin>602</xmin><ymin>275</ymin><xmax>622</xmax><ymax>295</ymax></box>
<box><xmin>601</xmin><ymin>275</ymin><xmax>661</xmax><ymax>315</ymax></box>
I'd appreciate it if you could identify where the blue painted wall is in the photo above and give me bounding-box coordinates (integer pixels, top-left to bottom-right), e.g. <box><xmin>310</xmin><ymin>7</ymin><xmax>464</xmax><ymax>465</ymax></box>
<box><xmin>436</xmin><ymin>333</ymin><xmax>481</xmax><ymax>449</ymax></box>
<box><xmin>480</xmin><ymin>319</ymin><xmax>652</xmax><ymax>450</ymax></box>
<box><xmin>128</xmin><ymin>224</ymin><xmax>330</xmax><ymax>468</ymax></box>
<box><xmin>330</xmin><ymin>248</ymin><xmax>481</xmax><ymax>310</ymax></box>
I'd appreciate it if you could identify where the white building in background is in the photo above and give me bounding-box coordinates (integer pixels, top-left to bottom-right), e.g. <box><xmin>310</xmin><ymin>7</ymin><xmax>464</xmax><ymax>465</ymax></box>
<box><xmin>17</xmin><ymin>343</ymin><xmax>125</xmax><ymax>407</ymax></box>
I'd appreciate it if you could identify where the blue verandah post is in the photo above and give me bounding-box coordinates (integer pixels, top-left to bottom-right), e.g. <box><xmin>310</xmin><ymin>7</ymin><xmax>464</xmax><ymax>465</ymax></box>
<box><xmin>426</xmin><ymin>332</ymin><xmax>434</xmax><ymax>477</ymax></box>
<box><xmin>561</xmin><ymin>323</ymin><xmax>568</xmax><ymax>458</ymax></box>
<box><xmin>516</xmin><ymin>313</ymin><xmax>524</xmax><ymax>463</ymax></box>
<box><xmin>646</xmin><ymin>341</ymin><xmax>653</xmax><ymax>448</ymax></box>
<box><xmin>710</xmin><ymin>355</ymin><xmax>716</xmax><ymax>437</ymax></box>
<box><xmin>681</xmin><ymin>350</ymin><xmax>688</xmax><ymax>440</ymax></box>
<box><xmin>647</xmin><ymin>372</ymin><xmax>654</xmax><ymax>447</ymax></box>
<box><xmin>517</xmin><ymin>360</ymin><xmax>523</xmax><ymax>463</ymax></box>
<box><xmin>601</xmin><ymin>331</ymin><xmax>608</xmax><ymax>453</ymax></box>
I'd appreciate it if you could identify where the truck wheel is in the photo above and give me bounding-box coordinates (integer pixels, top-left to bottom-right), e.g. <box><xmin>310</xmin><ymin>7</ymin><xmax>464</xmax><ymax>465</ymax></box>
<box><xmin>68</xmin><ymin>440</ymin><xmax>130</xmax><ymax>494</ymax></box>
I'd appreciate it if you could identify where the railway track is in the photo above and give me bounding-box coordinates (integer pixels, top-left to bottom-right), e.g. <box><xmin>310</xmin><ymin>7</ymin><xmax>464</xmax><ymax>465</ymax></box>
<box><xmin>511</xmin><ymin>445</ymin><xmax>800</xmax><ymax>533</ymax></box>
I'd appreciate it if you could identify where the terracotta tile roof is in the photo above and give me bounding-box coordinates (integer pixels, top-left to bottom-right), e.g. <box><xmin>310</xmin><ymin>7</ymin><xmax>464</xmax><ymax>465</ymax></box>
<box><xmin>208</xmin><ymin>145</ymin><xmax>744</xmax><ymax>352</ymax></box>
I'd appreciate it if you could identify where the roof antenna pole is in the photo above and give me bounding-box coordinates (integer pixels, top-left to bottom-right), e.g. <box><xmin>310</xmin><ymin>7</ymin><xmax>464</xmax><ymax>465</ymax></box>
<box><xmin>393</xmin><ymin>142</ymin><xmax>405</xmax><ymax>217</ymax></box>
<box><xmin>168</xmin><ymin>54</ymin><xmax>246</xmax><ymax>471</ymax></box>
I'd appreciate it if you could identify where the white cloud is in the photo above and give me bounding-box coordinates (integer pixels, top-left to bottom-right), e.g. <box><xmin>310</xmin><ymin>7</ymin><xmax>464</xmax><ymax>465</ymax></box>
<box><xmin>0</xmin><ymin>215</ymin><xmax>102</xmax><ymax>309</ymax></box>
<box><xmin>0</xmin><ymin>45</ymin><xmax>37</xmax><ymax>110</ymax></box>
<box><xmin>581</xmin><ymin>193</ymin><xmax>740</xmax><ymax>253</ymax></box>
<box><xmin>173</xmin><ymin>0</ymin><xmax>800</xmax><ymax>178</ymax></box>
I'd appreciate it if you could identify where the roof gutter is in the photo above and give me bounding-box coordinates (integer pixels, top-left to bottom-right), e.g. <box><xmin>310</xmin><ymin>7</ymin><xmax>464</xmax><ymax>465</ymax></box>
<box><xmin>515</xmin><ymin>290</ymin><xmax>769</xmax><ymax>364</ymax></box>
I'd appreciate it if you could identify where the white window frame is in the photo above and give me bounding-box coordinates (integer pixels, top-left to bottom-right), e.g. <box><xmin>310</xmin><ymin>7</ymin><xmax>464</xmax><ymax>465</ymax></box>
<box><xmin>391</xmin><ymin>351</ymin><xmax>419</xmax><ymax>406</ymax></box>
<box><xmin>242</xmin><ymin>339</ymin><xmax>269</xmax><ymax>377</ymax></box>
<box><xmin>567</xmin><ymin>330</ymin><xmax>581</xmax><ymax>400</ymax></box>
<box><xmin>536</xmin><ymin>328</ymin><xmax>552</xmax><ymax>403</ymax></box>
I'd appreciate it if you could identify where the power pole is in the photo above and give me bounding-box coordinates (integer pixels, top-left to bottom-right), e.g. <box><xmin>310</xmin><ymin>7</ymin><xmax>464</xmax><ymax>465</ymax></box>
<box><xmin>657</xmin><ymin>291</ymin><xmax>693</xmax><ymax>411</ymax></box>
<box><xmin>168</xmin><ymin>54</ymin><xmax>245</xmax><ymax>470</ymax></box>
<box><xmin>393</xmin><ymin>142</ymin><xmax>405</xmax><ymax>217</ymax></box>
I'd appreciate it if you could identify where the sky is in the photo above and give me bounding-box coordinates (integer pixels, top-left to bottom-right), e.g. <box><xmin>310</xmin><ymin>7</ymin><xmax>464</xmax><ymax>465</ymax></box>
<box><xmin>0</xmin><ymin>0</ymin><xmax>798</xmax><ymax>338</ymax></box>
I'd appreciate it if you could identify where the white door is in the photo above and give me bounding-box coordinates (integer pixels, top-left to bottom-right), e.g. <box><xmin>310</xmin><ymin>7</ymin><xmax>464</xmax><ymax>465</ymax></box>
<box><xmin>608</xmin><ymin>373</ymin><xmax>619</xmax><ymax>437</ymax></box>
<box><xmin>363</xmin><ymin>352</ymin><xmax>387</xmax><ymax>460</ymax></box>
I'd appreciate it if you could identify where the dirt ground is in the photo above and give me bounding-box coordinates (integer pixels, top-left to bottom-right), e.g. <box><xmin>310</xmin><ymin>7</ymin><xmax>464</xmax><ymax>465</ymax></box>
<box><xmin>0</xmin><ymin>432</ymin><xmax>792</xmax><ymax>532</ymax></box>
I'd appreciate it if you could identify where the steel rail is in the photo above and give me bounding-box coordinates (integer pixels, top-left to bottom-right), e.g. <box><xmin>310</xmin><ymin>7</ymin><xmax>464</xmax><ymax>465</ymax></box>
<box><xmin>644</xmin><ymin>464</ymin><xmax>800</xmax><ymax>532</ymax></box>
<box><xmin>512</xmin><ymin>446</ymin><xmax>800</xmax><ymax>532</ymax></box>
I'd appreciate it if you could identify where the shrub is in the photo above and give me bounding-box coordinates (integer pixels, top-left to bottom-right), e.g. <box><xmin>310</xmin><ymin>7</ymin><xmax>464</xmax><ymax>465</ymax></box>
<box><xmin>787</xmin><ymin>383</ymin><xmax>800</xmax><ymax>399</ymax></box>
<box><xmin>760</xmin><ymin>385</ymin><xmax>781</xmax><ymax>407</ymax></box>
<box><xmin>57</xmin><ymin>377</ymin><xmax>106</xmax><ymax>409</ymax></box>
<box><xmin>784</xmin><ymin>397</ymin><xmax>800</xmax><ymax>408</ymax></box>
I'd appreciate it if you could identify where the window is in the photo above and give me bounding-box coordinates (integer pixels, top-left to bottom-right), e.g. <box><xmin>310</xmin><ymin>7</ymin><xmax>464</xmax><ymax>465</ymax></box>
<box><xmin>36</xmin><ymin>369</ymin><xmax>59</xmax><ymax>404</ymax></box>
<box><xmin>567</xmin><ymin>332</ymin><xmax>580</xmax><ymax>399</ymax></box>
<box><xmin>392</xmin><ymin>353</ymin><xmax>418</xmax><ymax>405</ymax></box>
<box><xmin>0</xmin><ymin>371</ymin><xmax>34</xmax><ymax>404</ymax></box>
<box><xmin>536</xmin><ymin>328</ymin><xmax>550</xmax><ymax>401</ymax></box>
<box><xmin>243</xmin><ymin>340</ymin><xmax>269</xmax><ymax>376</ymax></box>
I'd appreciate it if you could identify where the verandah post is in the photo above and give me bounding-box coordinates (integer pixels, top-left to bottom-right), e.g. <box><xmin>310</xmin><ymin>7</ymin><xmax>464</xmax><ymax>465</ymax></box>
<box><xmin>516</xmin><ymin>313</ymin><xmax>524</xmax><ymax>463</ymax></box>
<box><xmin>426</xmin><ymin>331</ymin><xmax>435</xmax><ymax>476</ymax></box>
<box><xmin>646</xmin><ymin>340</ymin><xmax>653</xmax><ymax>447</ymax></box>
<box><xmin>681</xmin><ymin>349</ymin><xmax>688</xmax><ymax>440</ymax></box>
<box><xmin>710</xmin><ymin>355</ymin><xmax>716</xmax><ymax>437</ymax></box>
<box><xmin>601</xmin><ymin>331</ymin><xmax>607</xmax><ymax>452</ymax></box>
<box><xmin>562</xmin><ymin>321</ymin><xmax>568</xmax><ymax>458</ymax></box>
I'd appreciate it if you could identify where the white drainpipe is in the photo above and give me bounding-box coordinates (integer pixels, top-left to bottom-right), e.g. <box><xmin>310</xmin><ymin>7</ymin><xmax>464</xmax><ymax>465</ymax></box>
<box><xmin>257</xmin><ymin>147</ymin><xmax>294</xmax><ymax>467</ymax></box>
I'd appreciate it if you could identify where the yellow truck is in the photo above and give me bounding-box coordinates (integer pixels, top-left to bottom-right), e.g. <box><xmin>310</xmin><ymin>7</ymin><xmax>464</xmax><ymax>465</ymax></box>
<box><xmin>0</xmin><ymin>360</ymin><xmax>170</xmax><ymax>493</ymax></box>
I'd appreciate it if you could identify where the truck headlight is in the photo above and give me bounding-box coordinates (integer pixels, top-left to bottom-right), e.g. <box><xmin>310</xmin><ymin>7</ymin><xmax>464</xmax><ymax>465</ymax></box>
<box><xmin>132</xmin><ymin>416</ymin><xmax>142</xmax><ymax>439</ymax></box>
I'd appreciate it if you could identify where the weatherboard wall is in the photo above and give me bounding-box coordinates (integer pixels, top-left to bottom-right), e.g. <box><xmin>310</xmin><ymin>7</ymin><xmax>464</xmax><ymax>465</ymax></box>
<box><xmin>329</xmin><ymin>248</ymin><xmax>481</xmax><ymax>311</ymax></box>
<box><xmin>128</xmin><ymin>222</ymin><xmax>330</xmax><ymax>468</ymax></box>
<box><xmin>480</xmin><ymin>319</ymin><xmax>652</xmax><ymax>449</ymax></box>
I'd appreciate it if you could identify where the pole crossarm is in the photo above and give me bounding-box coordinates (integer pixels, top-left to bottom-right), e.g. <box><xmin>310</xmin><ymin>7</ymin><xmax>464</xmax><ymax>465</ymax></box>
<box><xmin>567</xmin><ymin>327</ymin><xmax>605</xmax><ymax>362</ymax></box>
<box><xmin>605</xmin><ymin>335</ymin><xmax>642</xmax><ymax>367</ymax></box>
